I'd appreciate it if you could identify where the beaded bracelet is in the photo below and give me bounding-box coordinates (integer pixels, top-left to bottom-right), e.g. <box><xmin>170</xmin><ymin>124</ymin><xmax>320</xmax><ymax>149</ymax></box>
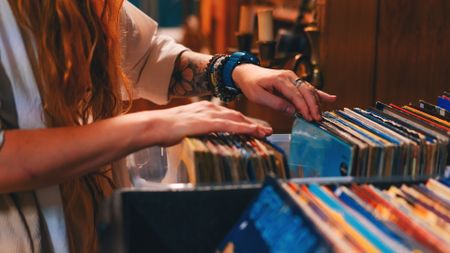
<box><xmin>216</xmin><ymin>55</ymin><xmax>237</xmax><ymax>102</ymax></box>
<box><xmin>206</xmin><ymin>52</ymin><xmax>259</xmax><ymax>102</ymax></box>
<box><xmin>219</xmin><ymin>52</ymin><xmax>259</xmax><ymax>102</ymax></box>
<box><xmin>206</xmin><ymin>54</ymin><xmax>226</xmax><ymax>94</ymax></box>
<box><xmin>211</xmin><ymin>56</ymin><xmax>225</xmax><ymax>87</ymax></box>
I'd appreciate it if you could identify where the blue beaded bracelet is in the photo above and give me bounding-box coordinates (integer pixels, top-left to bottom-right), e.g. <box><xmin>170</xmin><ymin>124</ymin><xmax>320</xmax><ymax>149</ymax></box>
<box><xmin>222</xmin><ymin>52</ymin><xmax>259</xmax><ymax>95</ymax></box>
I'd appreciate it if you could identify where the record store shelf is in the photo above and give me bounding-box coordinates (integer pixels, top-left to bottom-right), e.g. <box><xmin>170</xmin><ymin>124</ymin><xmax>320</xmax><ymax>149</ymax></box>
<box><xmin>98</xmin><ymin>175</ymin><xmax>435</xmax><ymax>253</ymax></box>
<box><xmin>101</xmin><ymin>96</ymin><xmax>450</xmax><ymax>252</ymax></box>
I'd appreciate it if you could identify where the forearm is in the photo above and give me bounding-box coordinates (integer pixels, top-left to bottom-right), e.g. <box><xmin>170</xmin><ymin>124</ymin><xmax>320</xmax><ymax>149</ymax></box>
<box><xmin>168</xmin><ymin>51</ymin><xmax>213</xmax><ymax>98</ymax></box>
<box><xmin>0</xmin><ymin>91</ymin><xmax>274</xmax><ymax>192</ymax></box>
<box><xmin>0</xmin><ymin>111</ymin><xmax>159</xmax><ymax>192</ymax></box>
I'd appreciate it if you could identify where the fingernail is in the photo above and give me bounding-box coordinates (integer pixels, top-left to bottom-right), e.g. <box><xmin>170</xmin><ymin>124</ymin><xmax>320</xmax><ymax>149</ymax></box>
<box><xmin>257</xmin><ymin>129</ymin><xmax>266</xmax><ymax>138</ymax></box>
<box><xmin>285</xmin><ymin>106</ymin><xmax>295</xmax><ymax>114</ymax></box>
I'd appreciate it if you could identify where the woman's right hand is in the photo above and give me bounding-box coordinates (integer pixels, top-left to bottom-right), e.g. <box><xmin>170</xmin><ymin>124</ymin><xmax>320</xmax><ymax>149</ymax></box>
<box><xmin>144</xmin><ymin>101</ymin><xmax>273</xmax><ymax>147</ymax></box>
<box><xmin>0</xmin><ymin>101</ymin><xmax>271</xmax><ymax>191</ymax></box>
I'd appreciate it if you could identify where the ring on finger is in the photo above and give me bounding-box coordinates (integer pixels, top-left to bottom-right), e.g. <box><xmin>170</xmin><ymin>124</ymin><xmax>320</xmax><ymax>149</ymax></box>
<box><xmin>293</xmin><ymin>78</ymin><xmax>306</xmax><ymax>88</ymax></box>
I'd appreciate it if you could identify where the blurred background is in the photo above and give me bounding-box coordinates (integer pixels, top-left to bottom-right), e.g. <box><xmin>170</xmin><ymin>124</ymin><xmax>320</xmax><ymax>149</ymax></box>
<box><xmin>128</xmin><ymin>0</ymin><xmax>449</xmax><ymax>133</ymax></box>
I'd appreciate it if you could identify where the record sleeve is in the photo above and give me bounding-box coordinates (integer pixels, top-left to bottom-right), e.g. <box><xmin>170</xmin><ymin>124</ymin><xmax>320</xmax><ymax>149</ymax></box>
<box><xmin>323</xmin><ymin>111</ymin><xmax>383</xmax><ymax>177</ymax></box>
<box><xmin>289</xmin><ymin>117</ymin><xmax>355</xmax><ymax>177</ymax></box>
<box><xmin>417</xmin><ymin>100</ymin><xmax>450</xmax><ymax>121</ymax></box>
<box><xmin>438</xmin><ymin>96</ymin><xmax>450</xmax><ymax>111</ymax></box>
<box><xmin>216</xmin><ymin>178</ymin><xmax>332</xmax><ymax>253</ymax></box>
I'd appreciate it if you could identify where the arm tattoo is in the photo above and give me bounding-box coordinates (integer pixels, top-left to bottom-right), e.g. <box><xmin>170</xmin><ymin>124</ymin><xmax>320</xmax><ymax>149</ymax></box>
<box><xmin>169</xmin><ymin>51</ymin><xmax>213</xmax><ymax>98</ymax></box>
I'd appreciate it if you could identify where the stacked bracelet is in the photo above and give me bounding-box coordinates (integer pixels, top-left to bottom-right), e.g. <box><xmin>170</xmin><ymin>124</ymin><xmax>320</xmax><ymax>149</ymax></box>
<box><xmin>207</xmin><ymin>54</ymin><xmax>226</xmax><ymax>92</ymax></box>
<box><xmin>220</xmin><ymin>52</ymin><xmax>259</xmax><ymax>102</ymax></box>
<box><xmin>206</xmin><ymin>52</ymin><xmax>260</xmax><ymax>102</ymax></box>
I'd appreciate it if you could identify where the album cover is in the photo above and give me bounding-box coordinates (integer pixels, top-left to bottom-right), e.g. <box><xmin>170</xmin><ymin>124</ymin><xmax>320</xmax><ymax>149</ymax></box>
<box><xmin>438</xmin><ymin>96</ymin><xmax>450</xmax><ymax>111</ymax></box>
<box><xmin>290</xmin><ymin>117</ymin><xmax>355</xmax><ymax>177</ymax></box>
<box><xmin>216</xmin><ymin>178</ymin><xmax>332</xmax><ymax>253</ymax></box>
<box><xmin>402</xmin><ymin>105</ymin><xmax>450</xmax><ymax>128</ymax></box>
<box><xmin>344</xmin><ymin>108</ymin><xmax>416</xmax><ymax>176</ymax></box>
<box><xmin>353</xmin><ymin>108</ymin><xmax>420</xmax><ymax>176</ymax></box>
<box><xmin>323</xmin><ymin>112</ymin><xmax>383</xmax><ymax>177</ymax></box>
<box><xmin>417</xmin><ymin>100</ymin><xmax>450</xmax><ymax>121</ymax></box>
<box><xmin>376</xmin><ymin>102</ymin><xmax>449</xmax><ymax>174</ymax></box>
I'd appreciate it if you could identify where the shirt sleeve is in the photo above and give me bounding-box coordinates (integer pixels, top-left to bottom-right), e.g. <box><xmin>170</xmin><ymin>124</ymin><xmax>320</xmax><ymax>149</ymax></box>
<box><xmin>121</xmin><ymin>1</ymin><xmax>188</xmax><ymax>105</ymax></box>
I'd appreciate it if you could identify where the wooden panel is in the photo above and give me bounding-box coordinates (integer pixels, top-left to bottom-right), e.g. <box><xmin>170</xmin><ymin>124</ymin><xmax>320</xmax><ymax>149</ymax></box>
<box><xmin>320</xmin><ymin>0</ymin><xmax>378</xmax><ymax>110</ymax></box>
<box><xmin>205</xmin><ymin>0</ymin><xmax>240</xmax><ymax>53</ymax></box>
<box><xmin>375</xmin><ymin>0</ymin><xmax>450</xmax><ymax>104</ymax></box>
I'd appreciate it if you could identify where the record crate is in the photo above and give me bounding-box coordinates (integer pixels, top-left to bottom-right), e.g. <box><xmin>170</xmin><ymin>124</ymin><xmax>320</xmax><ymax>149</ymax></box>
<box><xmin>98</xmin><ymin>176</ymin><xmax>431</xmax><ymax>253</ymax></box>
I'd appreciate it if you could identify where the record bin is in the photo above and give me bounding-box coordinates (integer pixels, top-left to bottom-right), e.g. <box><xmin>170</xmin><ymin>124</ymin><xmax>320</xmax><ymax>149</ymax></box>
<box><xmin>98</xmin><ymin>176</ymin><xmax>431</xmax><ymax>253</ymax></box>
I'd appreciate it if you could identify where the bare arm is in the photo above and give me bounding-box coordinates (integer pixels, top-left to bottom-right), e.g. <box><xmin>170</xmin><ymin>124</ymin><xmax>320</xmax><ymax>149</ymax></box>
<box><xmin>0</xmin><ymin>112</ymin><xmax>154</xmax><ymax>192</ymax></box>
<box><xmin>168</xmin><ymin>51</ymin><xmax>336</xmax><ymax>120</ymax></box>
<box><xmin>0</xmin><ymin>102</ymin><xmax>270</xmax><ymax>192</ymax></box>
<box><xmin>168</xmin><ymin>51</ymin><xmax>212</xmax><ymax>98</ymax></box>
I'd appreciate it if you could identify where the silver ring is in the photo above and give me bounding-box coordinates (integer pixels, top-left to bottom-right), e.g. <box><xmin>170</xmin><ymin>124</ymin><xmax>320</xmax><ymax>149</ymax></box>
<box><xmin>294</xmin><ymin>78</ymin><xmax>306</xmax><ymax>88</ymax></box>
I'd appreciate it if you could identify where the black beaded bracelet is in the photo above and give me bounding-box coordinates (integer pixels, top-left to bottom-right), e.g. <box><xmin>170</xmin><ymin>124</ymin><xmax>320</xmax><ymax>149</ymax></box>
<box><xmin>217</xmin><ymin>52</ymin><xmax>259</xmax><ymax>102</ymax></box>
<box><xmin>207</xmin><ymin>52</ymin><xmax>259</xmax><ymax>102</ymax></box>
<box><xmin>216</xmin><ymin>55</ymin><xmax>238</xmax><ymax>102</ymax></box>
<box><xmin>206</xmin><ymin>54</ymin><xmax>227</xmax><ymax>96</ymax></box>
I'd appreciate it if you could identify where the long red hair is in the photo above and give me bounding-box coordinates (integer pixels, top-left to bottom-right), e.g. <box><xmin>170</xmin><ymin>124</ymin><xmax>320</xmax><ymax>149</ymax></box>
<box><xmin>8</xmin><ymin>0</ymin><xmax>131</xmax><ymax>127</ymax></box>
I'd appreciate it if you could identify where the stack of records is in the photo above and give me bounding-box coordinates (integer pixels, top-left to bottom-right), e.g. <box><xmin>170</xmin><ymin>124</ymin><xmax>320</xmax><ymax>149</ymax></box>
<box><xmin>290</xmin><ymin>98</ymin><xmax>450</xmax><ymax>178</ymax></box>
<box><xmin>177</xmin><ymin>133</ymin><xmax>289</xmax><ymax>184</ymax></box>
<box><xmin>217</xmin><ymin>177</ymin><xmax>450</xmax><ymax>253</ymax></box>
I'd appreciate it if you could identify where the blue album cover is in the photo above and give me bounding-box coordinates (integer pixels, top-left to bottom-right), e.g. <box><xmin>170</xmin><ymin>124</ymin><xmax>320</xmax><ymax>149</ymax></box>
<box><xmin>216</xmin><ymin>178</ymin><xmax>331</xmax><ymax>253</ymax></box>
<box><xmin>263</xmin><ymin>139</ymin><xmax>291</xmax><ymax>179</ymax></box>
<box><xmin>289</xmin><ymin>117</ymin><xmax>355</xmax><ymax>177</ymax></box>
<box><xmin>437</xmin><ymin>96</ymin><xmax>450</xmax><ymax>111</ymax></box>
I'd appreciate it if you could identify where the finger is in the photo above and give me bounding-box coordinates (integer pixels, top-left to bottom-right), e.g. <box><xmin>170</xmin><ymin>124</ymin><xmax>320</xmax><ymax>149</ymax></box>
<box><xmin>254</xmin><ymin>89</ymin><xmax>297</xmax><ymax>115</ymax></box>
<box><xmin>209</xmin><ymin>109</ymin><xmax>255</xmax><ymax>125</ymax></box>
<box><xmin>273</xmin><ymin>81</ymin><xmax>313</xmax><ymax>121</ymax></box>
<box><xmin>208</xmin><ymin>107</ymin><xmax>273</xmax><ymax>133</ymax></box>
<box><xmin>182</xmin><ymin>102</ymin><xmax>272</xmax><ymax>137</ymax></box>
<box><xmin>313</xmin><ymin>88</ymin><xmax>322</xmax><ymax>108</ymax></box>
<box><xmin>298</xmin><ymin>84</ymin><xmax>321</xmax><ymax>121</ymax></box>
<box><xmin>209</xmin><ymin>119</ymin><xmax>269</xmax><ymax>138</ymax></box>
<box><xmin>247</xmin><ymin>117</ymin><xmax>271</xmax><ymax>128</ymax></box>
<box><xmin>317</xmin><ymin>90</ymin><xmax>337</xmax><ymax>103</ymax></box>
<box><xmin>313</xmin><ymin>91</ymin><xmax>323</xmax><ymax>120</ymax></box>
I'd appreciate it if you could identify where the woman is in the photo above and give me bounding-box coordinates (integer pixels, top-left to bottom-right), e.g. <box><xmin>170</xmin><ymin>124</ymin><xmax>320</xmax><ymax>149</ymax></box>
<box><xmin>0</xmin><ymin>0</ymin><xmax>336</xmax><ymax>252</ymax></box>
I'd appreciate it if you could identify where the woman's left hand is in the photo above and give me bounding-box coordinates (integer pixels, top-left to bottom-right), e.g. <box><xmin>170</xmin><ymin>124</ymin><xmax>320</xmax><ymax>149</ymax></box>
<box><xmin>232</xmin><ymin>64</ymin><xmax>336</xmax><ymax>121</ymax></box>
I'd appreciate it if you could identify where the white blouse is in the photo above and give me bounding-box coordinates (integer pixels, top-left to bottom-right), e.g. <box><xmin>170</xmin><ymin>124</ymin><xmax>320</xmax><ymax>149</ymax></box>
<box><xmin>121</xmin><ymin>1</ymin><xmax>187</xmax><ymax>104</ymax></box>
<box><xmin>0</xmin><ymin>1</ymin><xmax>187</xmax><ymax>252</ymax></box>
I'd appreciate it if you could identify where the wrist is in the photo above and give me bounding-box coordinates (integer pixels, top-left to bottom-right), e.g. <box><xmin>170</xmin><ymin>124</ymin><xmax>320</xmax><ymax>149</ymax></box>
<box><xmin>220</xmin><ymin>52</ymin><xmax>259</xmax><ymax>102</ymax></box>
<box><xmin>125</xmin><ymin>111</ymin><xmax>162</xmax><ymax>149</ymax></box>
<box><xmin>222</xmin><ymin>52</ymin><xmax>259</xmax><ymax>89</ymax></box>
<box><xmin>231</xmin><ymin>63</ymin><xmax>254</xmax><ymax>90</ymax></box>
<box><xmin>138</xmin><ymin>109</ymin><xmax>184</xmax><ymax>147</ymax></box>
